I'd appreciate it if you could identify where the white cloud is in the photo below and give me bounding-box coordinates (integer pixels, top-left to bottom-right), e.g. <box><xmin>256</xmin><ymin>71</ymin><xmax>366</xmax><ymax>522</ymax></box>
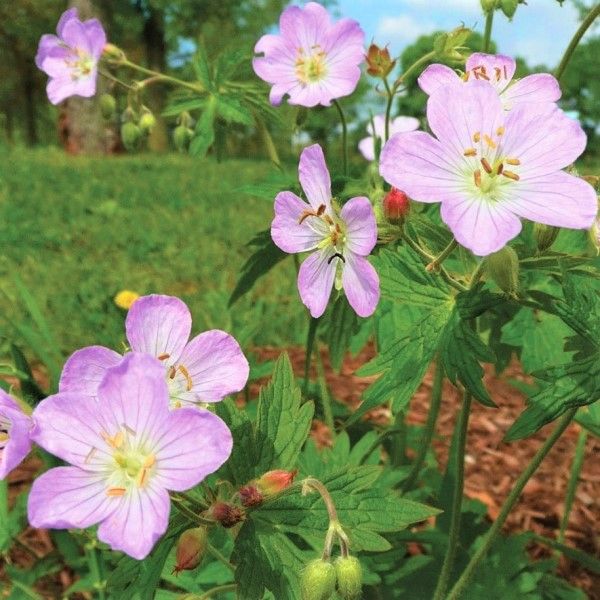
<box><xmin>375</xmin><ymin>14</ymin><xmax>437</xmax><ymax>45</ymax></box>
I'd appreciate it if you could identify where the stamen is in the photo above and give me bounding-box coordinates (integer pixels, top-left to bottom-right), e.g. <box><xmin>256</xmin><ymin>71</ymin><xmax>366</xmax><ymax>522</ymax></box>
<box><xmin>496</xmin><ymin>126</ymin><xmax>505</xmax><ymax>136</ymax></box>
<box><xmin>463</xmin><ymin>147</ymin><xmax>477</xmax><ymax>157</ymax></box>
<box><xmin>137</xmin><ymin>468</ymin><xmax>149</xmax><ymax>488</ymax></box>
<box><xmin>327</xmin><ymin>252</ymin><xmax>346</xmax><ymax>264</ymax></box>
<box><xmin>503</xmin><ymin>65</ymin><xmax>508</xmax><ymax>79</ymax></box>
<box><xmin>101</xmin><ymin>430</ymin><xmax>124</xmax><ymax>449</ymax></box>
<box><xmin>494</xmin><ymin>67</ymin><xmax>502</xmax><ymax>81</ymax></box>
<box><xmin>157</xmin><ymin>353</ymin><xmax>170</xmax><ymax>361</ymax></box>
<box><xmin>473</xmin><ymin>132</ymin><xmax>481</xmax><ymax>143</ymax></box>
<box><xmin>497</xmin><ymin>163</ymin><xmax>504</xmax><ymax>175</ymax></box>
<box><xmin>462</xmin><ymin>71</ymin><xmax>470</xmax><ymax>81</ymax></box>
<box><xmin>483</xmin><ymin>134</ymin><xmax>497</xmax><ymax>149</ymax></box>
<box><xmin>506</xmin><ymin>158</ymin><xmax>520</xmax><ymax>165</ymax></box>
<box><xmin>478</xmin><ymin>66</ymin><xmax>490</xmax><ymax>81</ymax></box>
<box><xmin>480</xmin><ymin>158</ymin><xmax>493</xmax><ymax>174</ymax></box>
<box><xmin>298</xmin><ymin>210</ymin><xmax>319</xmax><ymax>225</ymax></box>
<box><xmin>107</xmin><ymin>487</ymin><xmax>126</xmax><ymax>497</ymax></box>
<box><xmin>168</xmin><ymin>366</ymin><xmax>177</xmax><ymax>379</ymax></box>
<box><xmin>143</xmin><ymin>455</ymin><xmax>156</xmax><ymax>468</ymax></box>
<box><xmin>85</xmin><ymin>447</ymin><xmax>97</xmax><ymax>464</ymax></box>
<box><xmin>474</xmin><ymin>170</ymin><xmax>482</xmax><ymax>188</ymax></box>
<box><xmin>178</xmin><ymin>365</ymin><xmax>193</xmax><ymax>392</ymax></box>
<box><xmin>502</xmin><ymin>170</ymin><xmax>520</xmax><ymax>181</ymax></box>
<box><xmin>122</xmin><ymin>423</ymin><xmax>137</xmax><ymax>436</ymax></box>
<box><xmin>323</xmin><ymin>215</ymin><xmax>334</xmax><ymax>226</ymax></box>
<box><xmin>316</xmin><ymin>204</ymin><xmax>326</xmax><ymax>216</ymax></box>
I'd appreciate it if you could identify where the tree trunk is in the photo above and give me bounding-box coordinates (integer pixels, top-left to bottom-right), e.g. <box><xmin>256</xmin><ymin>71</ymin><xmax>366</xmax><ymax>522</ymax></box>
<box><xmin>21</xmin><ymin>59</ymin><xmax>39</xmax><ymax>146</ymax></box>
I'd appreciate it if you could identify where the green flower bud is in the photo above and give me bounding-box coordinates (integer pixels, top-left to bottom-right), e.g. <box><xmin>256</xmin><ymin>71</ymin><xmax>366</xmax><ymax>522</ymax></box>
<box><xmin>534</xmin><ymin>223</ymin><xmax>560</xmax><ymax>253</ymax></box>
<box><xmin>485</xmin><ymin>246</ymin><xmax>519</xmax><ymax>297</ymax></box>
<box><xmin>335</xmin><ymin>556</ymin><xmax>363</xmax><ymax>600</ymax></box>
<box><xmin>121</xmin><ymin>122</ymin><xmax>142</xmax><ymax>152</ymax></box>
<box><xmin>301</xmin><ymin>559</ymin><xmax>336</xmax><ymax>600</ymax></box>
<box><xmin>173</xmin><ymin>527</ymin><xmax>208</xmax><ymax>575</ymax></box>
<box><xmin>480</xmin><ymin>0</ymin><xmax>498</xmax><ymax>12</ymax></box>
<box><xmin>99</xmin><ymin>94</ymin><xmax>117</xmax><ymax>120</ymax></box>
<box><xmin>173</xmin><ymin>125</ymin><xmax>193</xmax><ymax>152</ymax></box>
<box><xmin>139</xmin><ymin>111</ymin><xmax>156</xmax><ymax>133</ymax></box>
<box><xmin>500</xmin><ymin>0</ymin><xmax>519</xmax><ymax>18</ymax></box>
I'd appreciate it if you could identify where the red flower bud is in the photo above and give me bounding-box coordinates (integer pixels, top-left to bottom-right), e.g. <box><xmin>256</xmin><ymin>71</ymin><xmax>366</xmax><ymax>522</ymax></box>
<box><xmin>239</xmin><ymin>484</ymin><xmax>264</xmax><ymax>508</ymax></box>
<box><xmin>256</xmin><ymin>469</ymin><xmax>298</xmax><ymax>496</ymax></box>
<box><xmin>365</xmin><ymin>44</ymin><xmax>396</xmax><ymax>78</ymax></box>
<box><xmin>210</xmin><ymin>502</ymin><xmax>245</xmax><ymax>528</ymax></box>
<box><xmin>383</xmin><ymin>188</ymin><xmax>410</xmax><ymax>225</ymax></box>
<box><xmin>172</xmin><ymin>527</ymin><xmax>208</xmax><ymax>575</ymax></box>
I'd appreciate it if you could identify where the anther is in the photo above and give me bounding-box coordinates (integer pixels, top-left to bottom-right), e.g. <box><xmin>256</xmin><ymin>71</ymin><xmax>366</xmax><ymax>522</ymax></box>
<box><xmin>473</xmin><ymin>132</ymin><xmax>481</xmax><ymax>143</ymax></box>
<box><xmin>178</xmin><ymin>365</ymin><xmax>193</xmax><ymax>392</ymax></box>
<box><xmin>463</xmin><ymin>147</ymin><xmax>477</xmax><ymax>157</ymax></box>
<box><xmin>169</xmin><ymin>366</ymin><xmax>177</xmax><ymax>379</ymax></box>
<box><xmin>298</xmin><ymin>210</ymin><xmax>319</xmax><ymax>225</ymax></box>
<box><xmin>101</xmin><ymin>430</ymin><xmax>124</xmax><ymax>449</ymax></box>
<box><xmin>143</xmin><ymin>455</ymin><xmax>156</xmax><ymax>468</ymax></box>
<box><xmin>506</xmin><ymin>158</ymin><xmax>520</xmax><ymax>165</ymax></box>
<box><xmin>496</xmin><ymin>126</ymin><xmax>505</xmax><ymax>136</ymax></box>
<box><xmin>483</xmin><ymin>134</ymin><xmax>497</xmax><ymax>149</ymax></box>
<box><xmin>327</xmin><ymin>252</ymin><xmax>346</xmax><ymax>264</ymax></box>
<box><xmin>317</xmin><ymin>204</ymin><xmax>326</xmax><ymax>216</ymax></box>
<box><xmin>474</xmin><ymin>170</ymin><xmax>482</xmax><ymax>188</ymax></box>
<box><xmin>480</xmin><ymin>158</ymin><xmax>493</xmax><ymax>174</ymax></box>
<box><xmin>157</xmin><ymin>353</ymin><xmax>170</xmax><ymax>361</ymax></box>
<box><xmin>495</xmin><ymin>67</ymin><xmax>502</xmax><ymax>81</ymax></box>
<box><xmin>502</xmin><ymin>170</ymin><xmax>520</xmax><ymax>181</ymax></box>
<box><xmin>497</xmin><ymin>163</ymin><xmax>504</xmax><ymax>175</ymax></box>
<box><xmin>137</xmin><ymin>468</ymin><xmax>149</xmax><ymax>488</ymax></box>
<box><xmin>107</xmin><ymin>487</ymin><xmax>126</xmax><ymax>497</ymax></box>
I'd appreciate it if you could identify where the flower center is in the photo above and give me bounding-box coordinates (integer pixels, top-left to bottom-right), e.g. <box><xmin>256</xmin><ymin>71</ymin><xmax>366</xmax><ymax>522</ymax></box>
<box><xmin>298</xmin><ymin>203</ymin><xmax>347</xmax><ymax>256</ymax></box>
<box><xmin>157</xmin><ymin>354</ymin><xmax>194</xmax><ymax>407</ymax></box>
<box><xmin>295</xmin><ymin>46</ymin><xmax>328</xmax><ymax>84</ymax></box>
<box><xmin>65</xmin><ymin>48</ymin><xmax>95</xmax><ymax>81</ymax></box>
<box><xmin>463</xmin><ymin>63</ymin><xmax>509</xmax><ymax>83</ymax></box>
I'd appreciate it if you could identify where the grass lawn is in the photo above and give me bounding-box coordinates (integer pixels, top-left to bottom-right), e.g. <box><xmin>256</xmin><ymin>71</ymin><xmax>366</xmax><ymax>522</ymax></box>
<box><xmin>0</xmin><ymin>147</ymin><xmax>306</xmax><ymax>372</ymax></box>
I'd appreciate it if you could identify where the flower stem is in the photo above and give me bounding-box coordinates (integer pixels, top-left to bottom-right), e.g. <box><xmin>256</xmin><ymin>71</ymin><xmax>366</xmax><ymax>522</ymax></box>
<box><xmin>401</xmin><ymin>361</ymin><xmax>444</xmax><ymax>492</ymax></box>
<box><xmin>445</xmin><ymin>408</ymin><xmax>577</xmax><ymax>600</ymax></box>
<box><xmin>383</xmin><ymin>77</ymin><xmax>394</xmax><ymax>142</ymax></box>
<box><xmin>427</xmin><ymin>238</ymin><xmax>458</xmax><ymax>271</ymax></box>
<box><xmin>172</xmin><ymin>496</ymin><xmax>214</xmax><ymax>526</ymax></box>
<box><xmin>431</xmin><ymin>391</ymin><xmax>472</xmax><ymax>600</ymax></box>
<box><xmin>120</xmin><ymin>59</ymin><xmax>205</xmax><ymax>94</ymax></box>
<box><xmin>482</xmin><ymin>8</ymin><xmax>494</xmax><ymax>53</ymax></box>
<box><xmin>555</xmin><ymin>3</ymin><xmax>600</xmax><ymax>82</ymax></box>
<box><xmin>315</xmin><ymin>346</ymin><xmax>335</xmax><ymax>432</ymax></box>
<box><xmin>84</xmin><ymin>542</ymin><xmax>106</xmax><ymax>600</ymax></box>
<box><xmin>207</xmin><ymin>543</ymin><xmax>235</xmax><ymax>573</ymax></box>
<box><xmin>395</xmin><ymin>51</ymin><xmax>437</xmax><ymax>88</ymax></box>
<box><xmin>333</xmin><ymin>99</ymin><xmax>349</xmax><ymax>176</ymax></box>
<box><xmin>558</xmin><ymin>428</ymin><xmax>587</xmax><ymax>545</ymax></box>
<box><xmin>303</xmin><ymin>316</ymin><xmax>320</xmax><ymax>397</ymax></box>
<box><xmin>195</xmin><ymin>583</ymin><xmax>238</xmax><ymax>599</ymax></box>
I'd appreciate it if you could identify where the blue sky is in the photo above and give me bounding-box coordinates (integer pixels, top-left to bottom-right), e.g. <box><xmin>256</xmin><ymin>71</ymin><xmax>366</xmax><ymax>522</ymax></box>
<box><xmin>335</xmin><ymin>0</ymin><xmax>592</xmax><ymax>68</ymax></box>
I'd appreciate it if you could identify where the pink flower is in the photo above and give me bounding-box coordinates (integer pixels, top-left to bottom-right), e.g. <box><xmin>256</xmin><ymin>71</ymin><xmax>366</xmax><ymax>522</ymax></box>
<box><xmin>59</xmin><ymin>295</ymin><xmax>249</xmax><ymax>408</ymax></box>
<box><xmin>28</xmin><ymin>353</ymin><xmax>232</xmax><ymax>559</ymax></box>
<box><xmin>253</xmin><ymin>2</ymin><xmax>364</xmax><ymax>107</ymax></box>
<box><xmin>0</xmin><ymin>391</ymin><xmax>32</xmax><ymax>479</ymax></box>
<box><xmin>272</xmin><ymin>144</ymin><xmax>380</xmax><ymax>317</ymax></box>
<box><xmin>36</xmin><ymin>8</ymin><xmax>106</xmax><ymax>105</ymax></box>
<box><xmin>380</xmin><ymin>81</ymin><xmax>597</xmax><ymax>256</ymax></box>
<box><xmin>358</xmin><ymin>114</ymin><xmax>420</xmax><ymax>161</ymax></box>
<box><xmin>418</xmin><ymin>53</ymin><xmax>561</xmax><ymax>110</ymax></box>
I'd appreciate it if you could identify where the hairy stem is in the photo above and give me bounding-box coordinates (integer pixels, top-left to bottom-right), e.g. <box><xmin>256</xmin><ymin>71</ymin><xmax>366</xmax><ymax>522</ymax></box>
<box><xmin>482</xmin><ymin>9</ymin><xmax>494</xmax><ymax>53</ymax></box>
<box><xmin>85</xmin><ymin>543</ymin><xmax>106</xmax><ymax>600</ymax></box>
<box><xmin>315</xmin><ymin>346</ymin><xmax>335</xmax><ymax>432</ymax></box>
<box><xmin>207</xmin><ymin>544</ymin><xmax>235</xmax><ymax>573</ymax></box>
<box><xmin>303</xmin><ymin>316</ymin><xmax>320</xmax><ymax>397</ymax></box>
<box><xmin>333</xmin><ymin>99</ymin><xmax>349</xmax><ymax>176</ymax></box>
<box><xmin>120</xmin><ymin>60</ymin><xmax>205</xmax><ymax>94</ymax></box>
<box><xmin>446</xmin><ymin>408</ymin><xmax>577</xmax><ymax>599</ymax></box>
<box><xmin>427</xmin><ymin>238</ymin><xmax>458</xmax><ymax>271</ymax></box>
<box><xmin>395</xmin><ymin>51</ymin><xmax>437</xmax><ymax>87</ymax></box>
<box><xmin>195</xmin><ymin>583</ymin><xmax>238</xmax><ymax>599</ymax></box>
<box><xmin>383</xmin><ymin>77</ymin><xmax>394</xmax><ymax>142</ymax></box>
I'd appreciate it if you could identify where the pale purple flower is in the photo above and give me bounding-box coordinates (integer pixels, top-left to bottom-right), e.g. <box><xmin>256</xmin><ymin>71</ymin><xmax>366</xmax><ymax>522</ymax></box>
<box><xmin>358</xmin><ymin>114</ymin><xmax>420</xmax><ymax>161</ymax></box>
<box><xmin>28</xmin><ymin>353</ymin><xmax>232</xmax><ymax>559</ymax></box>
<box><xmin>380</xmin><ymin>81</ymin><xmax>598</xmax><ymax>256</ymax></box>
<box><xmin>36</xmin><ymin>8</ymin><xmax>106</xmax><ymax>105</ymax></box>
<box><xmin>272</xmin><ymin>144</ymin><xmax>379</xmax><ymax>317</ymax></box>
<box><xmin>59</xmin><ymin>295</ymin><xmax>249</xmax><ymax>408</ymax></box>
<box><xmin>0</xmin><ymin>391</ymin><xmax>32</xmax><ymax>479</ymax></box>
<box><xmin>418</xmin><ymin>53</ymin><xmax>561</xmax><ymax>110</ymax></box>
<box><xmin>253</xmin><ymin>2</ymin><xmax>364</xmax><ymax>107</ymax></box>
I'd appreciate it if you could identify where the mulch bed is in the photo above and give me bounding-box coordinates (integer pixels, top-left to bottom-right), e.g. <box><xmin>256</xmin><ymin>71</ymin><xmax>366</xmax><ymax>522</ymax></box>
<box><xmin>2</xmin><ymin>347</ymin><xmax>599</xmax><ymax>598</ymax></box>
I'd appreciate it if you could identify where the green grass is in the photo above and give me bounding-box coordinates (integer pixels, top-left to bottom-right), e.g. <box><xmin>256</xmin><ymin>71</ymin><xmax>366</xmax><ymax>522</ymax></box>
<box><xmin>0</xmin><ymin>147</ymin><xmax>306</xmax><ymax>367</ymax></box>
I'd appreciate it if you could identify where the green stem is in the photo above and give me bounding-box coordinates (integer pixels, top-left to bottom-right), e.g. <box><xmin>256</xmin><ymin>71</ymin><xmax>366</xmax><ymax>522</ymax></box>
<box><xmin>383</xmin><ymin>77</ymin><xmax>394</xmax><ymax>143</ymax></box>
<box><xmin>558</xmin><ymin>428</ymin><xmax>587</xmax><ymax>545</ymax></box>
<box><xmin>194</xmin><ymin>583</ymin><xmax>238</xmax><ymax>599</ymax></box>
<box><xmin>482</xmin><ymin>9</ymin><xmax>494</xmax><ymax>53</ymax></box>
<box><xmin>402</xmin><ymin>361</ymin><xmax>444</xmax><ymax>492</ymax></box>
<box><xmin>395</xmin><ymin>51</ymin><xmax>437</xmax><ymax>88</ymax></box>
<box><xmin>120</xmin><ymin>60</ymin><xmax>205</xmax><ymax>94</ymax></box>
<box><xmin>470</xmin><ymin>260</ymin><xmax>486</xmax><ymax>288</ymax></box>
<box><xmin>176</xmin><ymin>490</ymin><xmax>209</xmax><ymax>510</ymax></box>
<box><xmin>555</xmin><ymin>3</ymin><xmax>600</xmax><ymax>82</ymax></box>
<box><xmin>427</xmin><ymin>238</ymin><xmax>458</xmax><ymax>271</ymax></box>
<box><xmin>333</xmin><ymin>99</ymin><xmax>349</xmax><ymax>176</ymax></box>
<box><xmin>171</xmin><ymin>497</ymin><xmax>214</xmax><ymax>527</ymax></box>
<box><xmin>446</xmin><ymin>408</ymin><xmax>577</xmax><ymax>600</ymax></box>
<box><xmin>207</xmin><ymin>544</ymin><xmax>235</xmax><ymax>573</ymax></box>
<box><xmin>432</xmin><ymin>391</ymin><xmax>472</xmax><ymax>600</ymax></box>
<box><xmin>390</xmin><ymin>409</ymin><xmax>409</xmax><ymax>466</ymax></box>
<box><xmin>255</xmin><ymin>116</ymin><xmax>282</xmax><ymax>169</ymax></box>
<box><xmin>303</xmin><ymin>316</ymin><xmax>320</xmax><ymax>397</ymax></box>
<box><xmin>315</xmin><ymin>346</ymin><xmax>335</xmax><ymax>432</ymax></box>
<box><xmin>85</xmin><ymin>543</ymin><xmax>106</xmax><ymax>600</ymax></box>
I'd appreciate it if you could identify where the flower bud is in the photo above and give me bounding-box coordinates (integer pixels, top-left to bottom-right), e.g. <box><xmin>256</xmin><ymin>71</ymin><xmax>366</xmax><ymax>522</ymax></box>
<box><xmin>173</xmin><ymin>527</ymin><xmax>208</xmax><ymax>575</ymax></box>
<box><xmin>114</xmin><ymin>290</ymin><xmax>140</xmax><ymax>310</ymax></box>
<box><xmin>334</xmin><ymin>556</ymin><xmax>363</xmax><ymax>600</ymax></box>
<box><xmin>534</xmin><ymin>223</ymin><xmax>560</xmax><ymax>253</ymax></box>
<box><xmin>383</xmin><ymin>187</ymin><xmax>410</xmax><ymax>225</ymax></box>
<box><xmin>121</xmin><ymin>122</ymin><xmax>142</xmax><ymax>152</ymax></box>
<box><xmin>139</xmin><ymin>110</ymin><xmax>156</xmax><ymax>133</ymax></box>
<box><xmin>173</xmin><ymin>125</ymin><xmax>193</xmax><ymax>152</ymax></box>
<box><xmin>500</xmin><ymin>0</ymin><xmax>519</xmax><ymax>19</ymax></box>
<box><xmin>239</xmin><ymin>484</ymin><xmax>263</xmax><ymax>508</ymax></box>
<box><xmin>301</xmin><ymin>559</ymin><xmax>336</xmax><ymax>600</ymax></box>
<box><xmin>433</xmin><ymin>26</ymin><xmax>471</xmax><ymax>62</ymax></box>
<box><xmin>99</xmin><ymin>94</ymin><xmax>117</xmax><ymax>120</ymax></box>
<box><xmin>256</xmin><ymin>469</ymin><xmax>297</xmax><ymax>496</ymax></box>
<box><xmin>480</xmin><ymin>0</ymin><xmax>498</xmax><ymax>12</ymax></box>
<box><xmin>365</xmin><ymin>44</ymin><xmax>396</xmax><ymax>78</ymax></box>
<box><xmin>210</xmin><ymin>502</ymin><xmax>245</xmax><ymax>528</ymax></box>
<box><xmin>102</xmin><ymin>43</ymin><xmax>125</xmax><ymax>61</ymax></box>
<box><xmin>485</xmin><ymin>246</ymin><xmax>519</xmax><ymax>297</ymax></box>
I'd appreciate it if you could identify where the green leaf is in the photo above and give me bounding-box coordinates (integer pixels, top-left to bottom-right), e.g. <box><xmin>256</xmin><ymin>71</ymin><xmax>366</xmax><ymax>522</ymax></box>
<box><xmin>162</xmin><ymin>97</ymin><xmax>206</xmax><ymax>117</ymax></box>
<box><xmin>189</xmin><ymin>96</ymin><xmax>217</xmax><ymax>157</ymax></box>
<box><xmin>228</xmin><ymin>229</ymin><xmax>288</xmax><ymax>307</ymax></box>
<box><xmin>192</xmin><ymin>44</ymin><xmax>212</xmax><ymax>90</ymax></box>
<box><xmin>531</xmin><ymin>534</ymin><xmax>600</xmax><ymax>575</ymax></box>
<box><xmin>326</xmin><ymin>295</ymin><xmax>360</xmax><ymax>372</ymax></box>
<box><xmin>575</xmin><ymin>403</ymin><xmax>600</xmax><ymax>438</ymax></box>
<box><xmin>10</xmin><ymin>344</ymin><xmax>46</xmax><ymax>403</ymax></box>
<box><xmin>217</xmin><ymin>95</ymin><xmax>254</xmax><ymax>126</ymax></box>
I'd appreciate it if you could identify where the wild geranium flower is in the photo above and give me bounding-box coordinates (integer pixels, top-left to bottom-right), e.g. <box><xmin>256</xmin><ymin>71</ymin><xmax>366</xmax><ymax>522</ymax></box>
<box><xmin>380</xmin><ymin>81</ymin><xmax>597</xmax><ymax>256</ymax></box>
<box><xmin>358</xmin><ymin>114</ymin><xmax>419</xmax><ymax>161</ymax></box>
<box><xmin>0</xmin><ymin>391</ymin><xmax>32</xmax><ymax>479</ymax></box>
<box><xmin>253</xmin><ymin>2</ymin><xmax>364</xmax><ymax>107</ymax></box>
<box><xmin>36</xmin><ymin>8</ymin><xmax>106</xmax><ymax>105</ymax></box>
<box><xmin>28</xmin><ymin>353</ymin><xmax>232</xmax><ymax>560</ymax></box>
<box><xmin>418</xmin><ymin>53</ymin><xmax>561</xmax><ymax>110</ymax></box>
<box><xmin>59</xmin><ymin>294</ymin><xmax>249</xmax><ymax>408</ymax></box>
<box><xmin>271</xmin><ymin>144</ymin><xmax>379</xmax><ymax>317</ymax></box>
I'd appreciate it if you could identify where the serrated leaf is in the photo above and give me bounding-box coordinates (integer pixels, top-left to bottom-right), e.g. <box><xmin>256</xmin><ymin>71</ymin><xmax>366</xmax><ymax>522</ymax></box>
<box><xmin>214</xmin><ymin>48</ymin><xmax>249</xmax><ymax>85</ymax></box>
<box><xmin>217</xmin><ymin>95</ymin><xmax>254</xmax><ymax>126</ymax></box>
<box><xmin>162</xmin><ymin>97</ymin><xmax>205</xmax><ymax>117</ymax></box>
<box><xmin>326</xmin><ymin>295</ymin><xmax>360</xmax><ymax>372</ymax></box>
<box><xmin>192</xmin><ymin>44</ymin><xmax>212</xmax><ymax>90</ymax></box>
<box><xmin>575</xmin><ymin>403</ymin><xmax>600</xmax><ymax>438</ymax></box>
<box><xmin>189</xmin><ymin>96</ymin><xmax>217</xmax><ymax>157</ymax></box>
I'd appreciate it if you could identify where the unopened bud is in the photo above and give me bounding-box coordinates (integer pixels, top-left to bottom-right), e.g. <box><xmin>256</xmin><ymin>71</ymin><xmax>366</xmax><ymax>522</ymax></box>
<box><xmin>256</xmin><ymin>469</ymin><xmax>297</xmax><ymax>496</ymax></box>
<box><xmin>173</xmin><ymin>527</ymin><xmax>208</xmax><ymax>575</ymax></box>
<box><xmin>365</xmin><ymin>44</ymin><xmax>396</xmax><ymax>78</ymax></box>
<box><xmin>121</xmin><ymin>122</ymin><xmax>141</xmax><ymax>151</ymax></box>
<box><xmin>239</xmin><ymin>485</ymin><xmax>263</xmax><ymax>508</ymax></box>
<box><xmin>383</xmin><ymin>187</ymin><xmax>410</xmax><ymax>225</ymax></box>
<box><xmin>102</xmin><ymin>43</ymin><xmax>125</xmax><ymax>61</ymax></box>
<box><xmin>139</xmin><ymin>110</ymin><xmax>156</xmax><ymax>133</ymax></box>
<box><xmin>480</xmin><ymin>0</ymin><xmax>498</xmax><ymax>12</ymax></box>
<box><xmin>114</xmin><ymin>290</ymin><xmax>140</xmax><ymax>310</ymax></box>
<box><xmin>534</xmin><ymin>223</ymin><xmax>560</xmax><ymax>253</ymax></box>
<box><xmin>485</xmin><ymin>246</ymin><xmax>519</xmax><ymax>297</ymax></box>
<box><xmin>500</xmin><ymin>0</ymin><xmax>519</xmax><ymax>18</ymax></box>
<box><xmin>99</xmin><ymin>94</ymin><xmax>117</xmax><ymax>120</ymax></box>
<box><xmin>335</xmin><ymin>556</ymin><xmax>363</xmax><ymax>600</ymax></box>
<box><xmin>434</xmin><ymin>26</ymin><xmax>471</xmax><ymax>62</ymax></box>
<box><xmin>210</xmin><ymin>502</ymin><xmax>245</xmax><ymax>528</ymax></box>
<box><xmin>173</xmin><ymin>125</ymin><xmax>193</xmax><ymax>152</ymax></box>
<box><xmin>301</xmin><ymin>559</ymin><xmax>336</xmax><ymax>600</ymax></box>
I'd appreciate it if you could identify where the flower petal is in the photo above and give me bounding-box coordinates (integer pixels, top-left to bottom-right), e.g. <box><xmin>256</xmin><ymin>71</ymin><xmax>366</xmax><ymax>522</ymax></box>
<box><xmin>125</xmin><ymin>294</ymin><xmax>191</xmax><ymax>364</ymax></box>
<box><xmin>502</xmin><ymin>171</ymin><xmax>597</xmax><ymax>229</ymax></box>
<box><xmin>299</xmin><ymin>144</ymin><xmax>332</xmax><ymax>212</ymax></box>
<box><xmin>440</xmin><ymin>198</ymin><xmax>522</xmax><ymax>256</ymax></box>
<box><xmin>35</xmin><ymin>34</ymin><xmax>61</xmax><ymax>69</ymax></box>
<box><xmin>271</xmin><ymin>191</ymin><xmax>328</xmax><ymax>253</ymax></box>
<box><xmin>57</xmin><ymin>8</ymin><xmax>79</xmax><ymax>37</ymax></box>
<box><xmin>502</xmin><ymin>73</ymin><xmax>561</xmax><ymax>108</ymax></box>
<box><xmin>298</xmin><ymin>248</ymin><xmax>337</xmax><ymax>318</ymax></box>
<box><xmin>153</xmin><ymin>408</ymin><xmax>232</xmax><ymax>491</ymax></box>
<box><xmin>340</xmin><ymin>197</ymin><xmax>377</xmax><ymax>256</ymax></box>
<box><xmin>83</xmin><ymin>18</ymin><xmax>107</xmax><ymax>59</ymax></box>
<box><xmin>169</xmin><ymin>330</ymin><xmax>249</xmax><ymax>405</ymax></box>
<box><xmin>97</xmin><ymin>484</ymin><xmax>169</xmax><ymax>560</ymax></box>
<box><xmin>28</xmin><ymin>467</ymin><xmax>114</xmax><ymax>529</ymax></box>
<box><xmin>0</xmin><ymin>391</ymin><xmax>32</xmax><ymax>479</ymax></box>
<box><xmin>358</xmin><ymin>136</ymin><xmax>376</xmax><ymax>161</ymax></box>
<box><xmin>47</xmin><ymin>77</ymin><xmax>93</xmax><ymax>105</ymax></box>
<box><xmin>342</xmin><ymin>253</ymin><xmax>380</xmax><ymax>318</ymax></box>
<box><xmin>390</xmin><ymin>116</ymin><xmax>420</xmax><ymax>135</ymax></box>
<box><xmin>59</xmin><ymin>345</ymin><xmax>122</xmax><ymax>401</ymax></box>
<box><xmin>60</xmin><ymin>18</ymin><xmax>93</xmax><ymax>55</ymax></box>
<box><xmin>466</xmin><ymin>53</ymin><xmax>515</xmax><ymax>93</ymax></box>
<box><xmin>418</xmin><ymin>63</ymin><xmax>460</xmax><ymax>95</ymax></box>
